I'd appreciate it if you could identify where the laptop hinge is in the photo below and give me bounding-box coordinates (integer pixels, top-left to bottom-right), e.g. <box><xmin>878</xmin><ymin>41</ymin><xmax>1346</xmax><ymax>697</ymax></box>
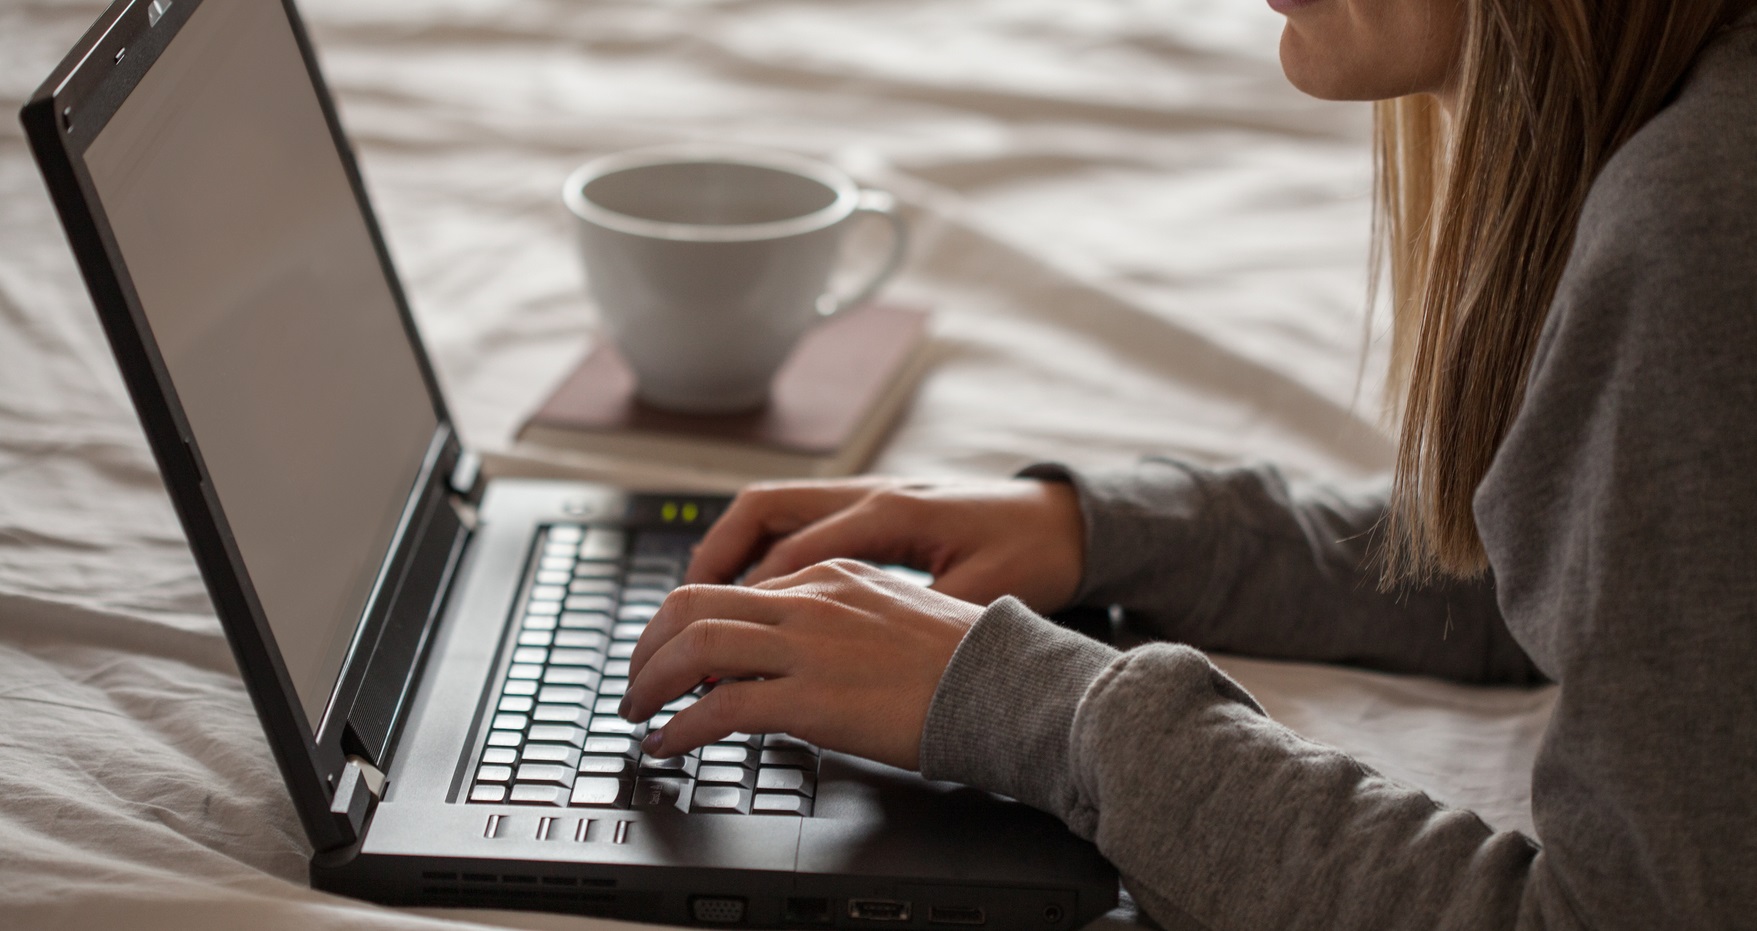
<box><xmin>448</xmin><ymin>449</ymin><xmax>481</xmax><ymax>498</ymax></box>
<box><xmin>328</xmin><ymin>756</ymin><xmax>386</xmax><ymax>843</ymax></box>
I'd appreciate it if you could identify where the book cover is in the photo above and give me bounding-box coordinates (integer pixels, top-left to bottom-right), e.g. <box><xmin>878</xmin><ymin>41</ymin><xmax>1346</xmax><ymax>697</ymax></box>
<box><xmin>510</xmin><ymin>302</ymin><xmax>932</xmax><ymax>480</ymax></box>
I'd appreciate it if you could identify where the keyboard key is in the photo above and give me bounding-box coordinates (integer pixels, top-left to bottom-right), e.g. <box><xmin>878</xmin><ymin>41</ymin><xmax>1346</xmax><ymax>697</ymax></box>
<box><xmin>526</xmin><ymin>725</ymin><xmax>587</xmax><ymax>747</ymax></box>
<box><xmin>697</xmin><ymin>764</ymin><xmax>754</xmax><ymax>788</ymax></box>
<box><xmin>517</xmin><ymin>763</ymin><xmax>576</xmax><ymax>787</ymax></box>
<box><xmin>492</xmin><ymin>713</ymin><xmax>529</xmax><ymax>731</ymax></box>
<box><xmin>517</xmin><ymin>629</ymin><xmax>554</xmax><ymax>647</ymax></box>
<box><xmin>663</xmin><ymin>694</ymin><xmax>699</xmax><ymax>712</ymax></box>
<box><xmin>629</xmin><ymin>555</ymin><xmax>682</xmax><ymax>575</ymax></box>
<box><xmin>560</xmin><ymin>612</ymin><xmax>613</xmax><ymax>632</ymax></box>
<box><xmin>529</xmin><ymin>585</ymin><xmax>566</xmax><ymax>602</ymax></box>
<box><xmin>632</xmin><ymin>776</ymin><xmax>691</xmax><ymax>812</ymax></box>
<box><xmin>604</xmin><ymin>660</ymin><xmax>632</xmax><ymax>678</ymax></box>
<box><xmin>509</xmin><ymin>784</ymin><xmax>570</xmax><ymax>806</ymax></box>
<box><xmin>763</xmin><ymin>735</ymin><xmax>816</xmax><ymax>753</ymax></box>
<box><xmin>639</xmin><ymin>755</ymin><xmax>699</xmax><ymax>777</ymax></box>
<box><xmin>539</xmin><ymin>556</ymin><xmax>575</xmax><ymax>573</ymax></box>
<box><xmin>526</xmin><ymin>600</ymin><xmax>562</xmax><ymax>616</ymax></box>
<box><xmin>611</xmin><ymin>623</ymin><xmax>648</xmax><ymax>641</ymax></box>
<box><xmin>544</xmin><ymin>541</ymin><xmax>580</xmax><ymax>558</ymax></box>
<box><xmin>533</xmin><ymin>705</ymin><xmax>590</xmax><ymax>726</ymax></box>
<box><xmin>566</xmin><ymin>594</ymin><xmax>615</xmax><ymax>613</ymax></box>
<box><xmin>522</xmin><ymin>614</ymin><xmax>558</xmax><ymax>631</ymax></box>
<box><xmin>608</xmin><ymin>641</ymin><xmax>638</xmax><ymax>659</ymax></box>
<box><xmin>470</xmin><ymin>783</ymin><xmax>507</xmax><ymax>803</ymax></box>
<box><xmin>498</xmin><ymin>696</ymin><xmax>534</xmax><ymax>714</ymax></box>
<box><xmin>716</xmin><ymin>733</ymin><xmax>760</xmax><ymax>748</ymax></box>
<box><xmin>700</xmin><ymin>745</ymin><xmax>752</xmax><ymax>766</ymax></box>
<box><xmin>520</xmin><ymin>744</ymin><xmax>580</xmax><ymax>767</ymax></box>
<box><xmin>690</xmin><ymin>786</ymin><xmax>752</xmax><ymax>814</ymax></box>
<box><xmin>582</xmin><ymin>736</ymin><xmax>638</xmax><ymax>757</ymax></box>
<box><xmin>617</xmin><ymin>604</ymin><xmax>659</xmax><ymax>623</ymax></box>
<box><xmin>594</xmin><ymin>696</ymin><xmax>624</xmax><ymax>716</ymax></box>
<box><xmin>512</xmin><ymin>647</ymin><xmax>548</xmax><ymax>665</ymax></box>
<box><xmin>756</xmin><ymin>768</ymin><xmax>815</xmax><ymax>797</ymax></box>
<box><xmin>538</xmin><ymin>685</ymin><xmax>590</xmax><ymax>705</ymax></box>
<box><xmin>477</xmin><ymin>764</ymin><xmax>514</xmax><ymax>783</ymax></box>
<box><xmin>623</xmin><ymin>571</ymin><xmax>677</xmax><ymax>590</ymax></box>
<box><xmin>752</xmin><ymin>793</ymin><xmax>811</xmax><ymax>816</ymax></box>
<box><xmin>506</xmin><ymin>664</ymin><xmax>543</xmax><ymax>681</ymax></box>
<box><xmin>574</xmin><ymin>562</ymin><xmax>618</xmax><ymax>580</ymax></box>
<box><xmin>649</xmin><ymin>712</ymin><xmax>675</xmax><ymax>729</ymax></box>
<box><xmin>570</xmin><ymin>776</ymin><xmax>633</xmax><ymax>808</ymax></box>
<box><xmin>535</xmin><ymin>569</ymin><xmax>571</xmax><ymax>586</ymax></box>
<box><xmin>621</xmin><ymin>587</ymin><xmax>669</xmax><ymax>606</ymax></box>
<box><xmin>579</xmin><ymin>528</ymin><xmax>625</xmax><ymax>561</ymax></box>
<box><xmin>598</xmin><ymin>678</ymin><xmax>630</xmax><ymax>697</ymax></box>
<box><xmin>590</xmin><ymin>715</ymin><xmax>643</xmax><ymax>736</ymax></box>
<box><xmin>760</xmin><ymin>750</ymin><xmax>816</xmax><ymax>770</ymax></box>
<box><xmin>502</xmin><ymin>679</ymin><xmax>538</xmax><ymax>697</ymax></box>
<box><xmin>548</xmin><ymin>525</ymin><xmax>584</xmax><ymax>543</ymax></box>
<box><xmin>577</xmin><ymin>755</ymin><xmax>636</xmax><ymax>777</ymax></box>
<box><xmin>548</xmin><ymin>648</ymin><xmax>606</xmax><ymax>669</ymax></box>
<box><xmin>569</xmin><ymin>577</ymin><xmax>617</xmax><ymax>595</ymax></box>
<box><xmin>482</xmin><ymin>747</ymin><xmax>518</xmax><ymax>766</ymax></box>
<box><xmin>552</xmin><ymin>630</ymin><xmax>609</xmax><ymax>651</ymax></box>
<box><xmin>543</xmin><ymin>667</ymin><xmax>601</xmax><ymax>688</ymax></box>
<box><xmin>486</xmin><ymin>730</ymin><xmax>522</xmax><ymax>748</ymax></box>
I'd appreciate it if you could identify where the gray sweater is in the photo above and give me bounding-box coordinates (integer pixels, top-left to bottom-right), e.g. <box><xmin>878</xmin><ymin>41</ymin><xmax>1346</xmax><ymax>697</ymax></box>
<box><xmin>919</xmin><ymin>17</ymin><xmax>1757</xmax><ymax>931</ymax></box>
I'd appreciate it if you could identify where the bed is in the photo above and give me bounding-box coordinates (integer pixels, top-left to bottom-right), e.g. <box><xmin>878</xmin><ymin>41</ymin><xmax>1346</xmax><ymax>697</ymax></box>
<box><xmin>0</xmin><ymin>0</ymin><xmax>1556</xmax><ymax>927</ymax></box>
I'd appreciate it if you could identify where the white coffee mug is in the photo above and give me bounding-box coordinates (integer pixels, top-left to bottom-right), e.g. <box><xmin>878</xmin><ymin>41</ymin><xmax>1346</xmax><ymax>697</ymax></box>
<box><xmin>563</xmin><ymin>145</ymin><xmax>909</xmax><ymax>414</ymax></box>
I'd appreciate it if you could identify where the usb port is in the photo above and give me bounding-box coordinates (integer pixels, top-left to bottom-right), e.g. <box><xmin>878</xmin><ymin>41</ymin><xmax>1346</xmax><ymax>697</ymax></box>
<box><xmin>928</xmin><ymin>905</ymin><xmax>986</xmax><ymax>926</ymax></box>
<box><xmin>847</xmin><ymin>899</ymin><xmax>912</xmax><ymax>922</ymax></box>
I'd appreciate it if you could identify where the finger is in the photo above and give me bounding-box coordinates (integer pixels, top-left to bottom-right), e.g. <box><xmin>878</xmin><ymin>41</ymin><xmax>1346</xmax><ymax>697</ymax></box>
<box><xmin>628</xmin><ymin>584</ymin><xmax>791</xmax><ymax>684</ymax></box>
<box><xmin>640</xmin><ymin>679</ymin><xmax>802</xmax><ymax>758</ymax></box>
<box><xmin>924</xmin><ymin>559</ymin><xmax>1004</xmax><ymax>607</ymax></box>
<box><xmin>622</xmin><ymin>618</ymin><xmax>793</xmax><ymax>723</ymax></box>
<box><xmin>685</xmin><ymin>481</ymin><xmax>879</xmax><ymax>585</ymax></box>
<box><xmin>742</xmin><ymin>496</ymin><xmax>929</xmax><ymax>585</ymax></box>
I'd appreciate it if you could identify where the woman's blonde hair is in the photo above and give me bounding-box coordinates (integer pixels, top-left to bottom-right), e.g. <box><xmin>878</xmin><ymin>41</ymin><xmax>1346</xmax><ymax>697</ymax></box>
<box><xmin>1375</xmin><ymin>0</ymin><xmax>1754</xmax><ymax>585</ymax></box>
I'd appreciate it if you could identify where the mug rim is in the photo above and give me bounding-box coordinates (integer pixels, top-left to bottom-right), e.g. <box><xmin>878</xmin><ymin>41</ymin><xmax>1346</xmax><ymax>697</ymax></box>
<box><xmin>563</xmin><ymin>144</ymin><xmax>861</xmax><ymax>242</ymax></box>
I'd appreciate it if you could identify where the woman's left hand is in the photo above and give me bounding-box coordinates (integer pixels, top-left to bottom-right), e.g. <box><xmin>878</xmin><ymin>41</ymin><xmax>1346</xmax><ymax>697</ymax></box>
<box><xmin>618</xmin><ymin>559</ymin><xmax>985</xmax><ymax>770</ymax></box>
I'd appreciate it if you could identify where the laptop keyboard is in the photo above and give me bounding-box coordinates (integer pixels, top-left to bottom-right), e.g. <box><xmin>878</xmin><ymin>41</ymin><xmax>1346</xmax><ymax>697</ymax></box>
<box><xmin>465</xmin><ymin>523</ymin><xmax>820</xmax><ymax>816</ymax></box>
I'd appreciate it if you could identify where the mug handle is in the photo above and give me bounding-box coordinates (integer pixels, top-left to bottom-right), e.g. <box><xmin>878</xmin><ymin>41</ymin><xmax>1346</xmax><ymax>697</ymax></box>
<box><xmin>817</xmin><ymin>189</ymin><xmax>910</xmax><ymax>317</ymax></box>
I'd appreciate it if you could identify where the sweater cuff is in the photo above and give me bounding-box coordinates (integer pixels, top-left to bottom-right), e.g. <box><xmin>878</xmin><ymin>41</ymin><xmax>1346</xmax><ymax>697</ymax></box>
<box><xmin>918</xmin><ymin>595</ymin><xmax>1120</xmax><ymax>821</ymax></box>
<box><xmin>1018</xmin><ymin>459</ymin><xmax>1216</xmax><ymax>611</ymax></box>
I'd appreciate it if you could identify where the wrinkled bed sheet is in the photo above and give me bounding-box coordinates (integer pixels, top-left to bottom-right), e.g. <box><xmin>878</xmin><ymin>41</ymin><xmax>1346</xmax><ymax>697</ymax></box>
<box><xmin>0</xmin><ymin>0</ymin><xmax>1556</xmax><ymax>927</ymax></box>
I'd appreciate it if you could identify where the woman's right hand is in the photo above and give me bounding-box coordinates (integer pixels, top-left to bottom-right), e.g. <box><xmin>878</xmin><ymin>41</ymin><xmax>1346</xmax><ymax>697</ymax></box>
<box><xmin>683</xmin><ymin>477</ymin><xmax>1086</xmax><ymax>614</ymax></box>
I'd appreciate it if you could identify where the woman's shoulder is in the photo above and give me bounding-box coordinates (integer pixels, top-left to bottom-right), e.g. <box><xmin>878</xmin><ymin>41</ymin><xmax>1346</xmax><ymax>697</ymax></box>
<box><xmin>1577</xmin><ymin>20</ymin><xmax>1757</xmax><ymax>274</ymax></box>
<box><xmin>1547</xmin><ymin>20</ymin><xmax>1757</xmax><ymax>370</ymax></box>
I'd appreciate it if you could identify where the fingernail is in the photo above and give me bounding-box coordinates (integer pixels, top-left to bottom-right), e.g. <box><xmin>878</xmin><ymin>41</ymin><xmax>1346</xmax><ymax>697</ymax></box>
<box><xmin>617</xmin><ymin>696</ymin><xmax>631</xmax><ymax>719</ymax></box>
<box><xmin>641</xmin><ymin>729</ymin><xmax>665</xmax><ymax>757</ymax></box>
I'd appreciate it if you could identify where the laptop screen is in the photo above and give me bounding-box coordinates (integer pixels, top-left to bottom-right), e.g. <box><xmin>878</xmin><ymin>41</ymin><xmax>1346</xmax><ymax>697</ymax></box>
<box><xmin>84</xmin><ymin>0</ymin><xmax>440</xmax><ymax>731</ymax></box>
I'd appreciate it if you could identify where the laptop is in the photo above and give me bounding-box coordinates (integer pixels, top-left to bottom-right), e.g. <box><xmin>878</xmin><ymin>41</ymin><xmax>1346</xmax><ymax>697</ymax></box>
<box><xmin>19</xmin><ymin>0</ymin><xmax>1118</xmax><ymax>927</ymax></box>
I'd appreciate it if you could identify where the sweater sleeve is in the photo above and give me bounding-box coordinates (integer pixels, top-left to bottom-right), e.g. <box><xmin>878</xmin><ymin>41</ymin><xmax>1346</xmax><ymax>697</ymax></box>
<box><xmin>921</xmin><ymin>598</ymin><xmax>1543</xmax><ymax>931</ymax></box>
<box><xmin>1020</xmin><ymin>459</ymin><xmax>1542</xmax><ymax>685</ymax></box>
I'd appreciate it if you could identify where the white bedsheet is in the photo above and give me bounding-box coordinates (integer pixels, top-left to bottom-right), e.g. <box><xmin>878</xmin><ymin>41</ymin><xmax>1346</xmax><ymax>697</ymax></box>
<box><xmin>0</xmin><ymin>0</ymin><xmax>1555</xmax><ymax>928</ymax></box>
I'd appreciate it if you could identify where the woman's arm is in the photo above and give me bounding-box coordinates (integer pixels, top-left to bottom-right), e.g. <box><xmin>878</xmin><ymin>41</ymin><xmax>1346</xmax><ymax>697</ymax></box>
<box><xmin>928</xmin><ymin>42</ymin><xmax>1757</xmax><ymax>927</ymax></box>
<box><xmin>1034</xmin><ymin>458</ymin><xmax>1544</xmax><ymax>684</ymax></box>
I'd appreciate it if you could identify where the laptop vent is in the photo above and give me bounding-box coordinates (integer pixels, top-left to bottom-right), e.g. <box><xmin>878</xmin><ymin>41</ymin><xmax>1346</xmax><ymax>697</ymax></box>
<box><xmin>419</xmin><ymin>869</ymin><xmax>620</xmax><ymax>911</ymax></box>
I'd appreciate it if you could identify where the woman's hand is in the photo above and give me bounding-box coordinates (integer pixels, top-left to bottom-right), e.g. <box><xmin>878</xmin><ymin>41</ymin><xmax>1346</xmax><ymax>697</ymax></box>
<box><xmin>683</xmin><ymin>477</ymin><xmax>1086</xmax><ymax>615</ymax></box>
<box><xmin>620</xmin><ymin>560</ymin><xmax>984</xmax><ymax>768</ymax></box>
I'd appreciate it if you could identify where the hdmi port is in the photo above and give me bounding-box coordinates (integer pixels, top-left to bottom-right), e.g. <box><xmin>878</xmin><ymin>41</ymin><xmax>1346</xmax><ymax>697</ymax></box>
<box><xmin>929</xmin><ymin>905</ymin><xmax>986</xmax><ymax>926</ymax></box>
<box><xmin>847</xmin><ymin>899</ymin><xmax>912</xmax><ymax>922</ymax></box>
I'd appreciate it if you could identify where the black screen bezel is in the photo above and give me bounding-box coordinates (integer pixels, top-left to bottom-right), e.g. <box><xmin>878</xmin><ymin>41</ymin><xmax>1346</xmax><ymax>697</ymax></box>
<box><xmin>20</xmin><ymin>0</ymin><xmax>468</xmax><ymax>852</ymax></box>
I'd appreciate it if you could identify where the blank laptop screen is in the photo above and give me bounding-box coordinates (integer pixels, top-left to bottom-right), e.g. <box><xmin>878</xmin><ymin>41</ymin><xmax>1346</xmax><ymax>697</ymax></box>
<box><xmin>84</xmin><ymin>0</ymin><xmax>440</xmax><ymax>730</ymax></box>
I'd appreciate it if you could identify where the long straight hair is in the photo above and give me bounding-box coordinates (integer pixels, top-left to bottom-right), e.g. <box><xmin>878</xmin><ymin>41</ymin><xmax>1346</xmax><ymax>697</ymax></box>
<box><xmin>1374</xmin><ymin>0</ymin><xmax>1755</xmax><ymax>586</ymax></box>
